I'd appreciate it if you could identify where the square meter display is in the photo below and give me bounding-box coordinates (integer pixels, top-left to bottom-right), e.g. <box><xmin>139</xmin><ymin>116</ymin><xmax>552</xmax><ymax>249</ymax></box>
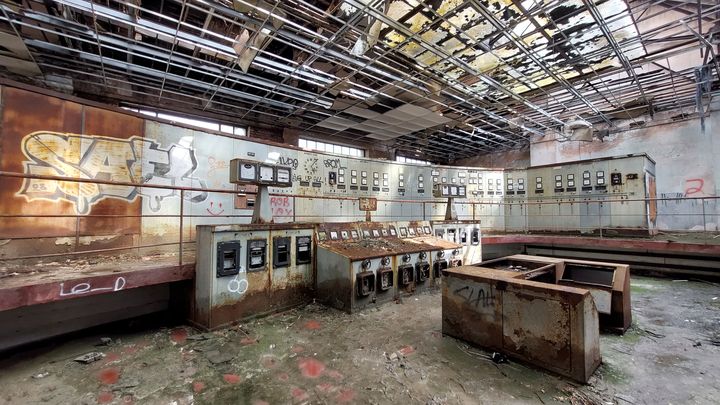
<box><xmin>259</xmin><ymin>165</ymin><xmax>275</xmax><ymax>183</ymax></box>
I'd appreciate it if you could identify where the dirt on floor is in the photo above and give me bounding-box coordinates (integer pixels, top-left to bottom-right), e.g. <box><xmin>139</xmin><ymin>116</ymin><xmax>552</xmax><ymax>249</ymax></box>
<box><xmin>0</xmin><ymin>276</ymin><xmax>718</xmax><ymax>404</ymax></box>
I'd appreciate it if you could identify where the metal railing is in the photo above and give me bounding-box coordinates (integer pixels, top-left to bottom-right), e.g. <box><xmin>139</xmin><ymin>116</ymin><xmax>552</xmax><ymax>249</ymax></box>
<box><xmin>0</xmin><ymin>171</ymin><xmax>718</xmax><ymax>267</ymax></box>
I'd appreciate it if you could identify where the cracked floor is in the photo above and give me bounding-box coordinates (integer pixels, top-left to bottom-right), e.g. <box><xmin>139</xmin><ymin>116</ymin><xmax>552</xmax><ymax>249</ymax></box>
<box><xmin>0</xmin><ymin>276</ymin><xmax>719</xmax><ymax>404</ymax></box>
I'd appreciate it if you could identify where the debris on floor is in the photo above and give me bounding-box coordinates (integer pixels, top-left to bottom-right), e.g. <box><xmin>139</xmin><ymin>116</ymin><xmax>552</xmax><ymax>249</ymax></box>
<box><xmin>73</xmin><ymin>352</ymin><xmax>106</xmax><ymax>364</ymax></box>
<box><xmin>1</xmin><ymin>276</ymin><xmax>719</xmax><ymax>404</ymax></box>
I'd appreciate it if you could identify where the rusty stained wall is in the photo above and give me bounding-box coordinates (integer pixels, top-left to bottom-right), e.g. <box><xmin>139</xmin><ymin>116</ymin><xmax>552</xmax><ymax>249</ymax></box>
<box><xmin>530</xmin><ymin>111</ymin><xmax>720</xmax><ymax>231</ymax></box>
<box><xmin>0</xmin><ymin>85</ymin><xmax>470</xmax><ymax>260</ymax></box>
<box><xmin>455</xmin><ymin>146</ymin><xmax>530</xmax><ymax>169</ymax></box>
<box><xmin>0</xmin><ymin>86</ymin><xmax>143</xmax><ymax>257</ymax></box>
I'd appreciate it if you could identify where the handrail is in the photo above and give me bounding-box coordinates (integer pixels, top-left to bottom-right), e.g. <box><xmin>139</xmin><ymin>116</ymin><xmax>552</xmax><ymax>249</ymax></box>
<box><xmin>0</xmin><ymin>170</ymin><xmax>717</xmax><ymax>263</ymax></box>
<box><xmin>1</xmin><ymin>170</ymin><xmax>718</xmax><ymax>205</ymax></box>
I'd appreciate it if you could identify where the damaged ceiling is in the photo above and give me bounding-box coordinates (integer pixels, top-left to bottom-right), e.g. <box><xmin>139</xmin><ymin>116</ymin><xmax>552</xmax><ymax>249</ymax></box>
<box><xmin>0</xmin><ymin>0</ymin><xmax>718</xmax><ymax>162</ymax></box>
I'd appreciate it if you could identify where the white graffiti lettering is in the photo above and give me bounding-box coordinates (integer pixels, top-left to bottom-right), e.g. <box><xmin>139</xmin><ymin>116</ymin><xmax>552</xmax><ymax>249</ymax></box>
<box><xmin>17</xmin><ymin>131</ymin><xmax>208</xmax><ymax>214</ymax></box>
<box><xmin>227</xmin><ymin>266</ymin><xmax>248</xmax><ymax>295</ymax></box>
<box><xmin>228</xmin><ymin>276</ymin><xmax>249</xmax><ymax>295</ymax></box>
<box><xmin>59</xmin><ymin>276</ymin><xmax>127</xmax><ymax>297</ymax></box>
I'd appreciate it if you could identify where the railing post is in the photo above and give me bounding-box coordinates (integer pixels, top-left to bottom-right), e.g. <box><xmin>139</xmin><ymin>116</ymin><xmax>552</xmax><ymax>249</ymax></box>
<box><xmin>599</xmin><ymin>200</ymin><xmax>603</xmax><ymax>239</ymax></box>
<box><xmin>179</xmin><ymin>189</ymin><xmax>184</xmax><ymax>266</ymax></box>
<box><xmin>702</xmin><ymin>197</ymin><xmax>706</xmax><ymax>233</ymax></box>
<box><xmin>74</xmin><ymin>215</ymin><xmax>81</xmax><ymax>252</ymax></box>
<box><xmin>422</xmin><ymin>201</ymin><xmax>426</xmax><ymax>220</ymax></box>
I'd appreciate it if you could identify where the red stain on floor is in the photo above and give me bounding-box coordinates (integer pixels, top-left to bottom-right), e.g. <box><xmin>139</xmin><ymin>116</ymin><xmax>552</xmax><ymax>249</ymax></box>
<box><xmin>252</xmin><ymin>400</ymin><xmax>270</xmax><ymax>405</ymax></box>
<box><xmin>398</xmin><ymin>345</ymin><xmax>415</xmax><ymax>356</ymax></box>
<box><xmin>170</xmin><ymin>328</ymin><xmax>188</xmax><ymax>344</ymax></box>
<box><xmin>291</xmin><ymin>387</ymin><xmax>309</xmax><ymax>401</ymax></box>
<box><xmin>223</xmin><ymin>374</ymin><xmax>242</xmax><ymax>384</ymax></box>
<box><xmin>193</xmin><ymin>381</ymin><xmax>205</xmax><ymax>393</ymax></box>
<box><xmin>240</xmin><ymin>337</ymin><xmax>258</xmax><ymax>345</ymax></box>
<box><xmin>97</xmin><ymin>391</ymin><xmax>114</xmax><ymax>403</ymax></box>
<box><xmin>103</xmin><ymin>352</ymin><xmax>120</xmax><ymax>364</ymax></box>
<box><xmin>327</xmin><ymin>369</ymin><xmax>343</xmax><ymax>380</ymax></box>
<box><xmin>298</xmin><ymin>357</ymin><xmax>325</xmax><ymax>378</ymax></box>
<box><xmin>291</xmin><ymin>344</ymin><xmax>305</xmax><ymax>353</ymax></box>
<box><xmin>277</xmin><ymin>372</ymin><xmax>289</xmax><ymax>382</ymax></box>
<box><xmin>261</xmin><ymin>355</ymin><xmax>279</xmax><ymax>369</ymax></box>
<box><xmin>303</xmin><ymin>320</ymin><xmax>321</xmax><ymax>330</ymax></box>
<box><xmin>336</xmin><ymin>388</ymin><xmax>355</xmax><ymax>403</ymax></box>
<box><xmin>98</xmin><ymin>368</ymin><xmax>120</xmax><ymax>385</ymax></box>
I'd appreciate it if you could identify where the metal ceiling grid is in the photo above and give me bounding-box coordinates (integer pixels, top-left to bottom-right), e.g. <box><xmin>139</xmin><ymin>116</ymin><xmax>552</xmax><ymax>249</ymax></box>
<box><xmin>0</xmin><ymin>0</ymin><xmax>718</xmax><ymax>162</ymax></box>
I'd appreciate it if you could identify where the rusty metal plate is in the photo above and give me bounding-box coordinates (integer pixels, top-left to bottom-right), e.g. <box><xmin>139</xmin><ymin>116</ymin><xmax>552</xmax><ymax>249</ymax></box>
<box><xmin>0</xmin><ymin>87</ymin><xmax>82</xmax><ymax>238</ymax></box>
<box><xmin>502</xmin><ymin>292</ymin><xmax>571</xmax><ymax>372</ymax></box>
<box><xmin>0</xmin><ymin>88</ymin><xmax>144</xmax><ymax>244</ymax></box>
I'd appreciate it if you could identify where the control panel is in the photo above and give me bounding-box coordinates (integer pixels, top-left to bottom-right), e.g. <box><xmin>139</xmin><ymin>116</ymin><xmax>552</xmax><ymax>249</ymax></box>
<box><xmin>194</xmin><ymin>224</ymin><xmax>315</xmax><ymax>330</ymax></box>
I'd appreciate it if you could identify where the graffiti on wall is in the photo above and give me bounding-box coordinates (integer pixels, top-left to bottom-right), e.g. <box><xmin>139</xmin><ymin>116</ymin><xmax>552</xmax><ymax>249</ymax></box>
<box><xmin>16</xmin><ymin>131</ymin><xmax>208</xmax><ymax>214</ymax></box>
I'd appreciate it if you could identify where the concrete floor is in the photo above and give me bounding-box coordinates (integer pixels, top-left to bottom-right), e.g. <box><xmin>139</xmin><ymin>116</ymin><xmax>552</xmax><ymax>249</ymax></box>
<box><xmin>0</xmin><ymin>276</ymin><xmax>718</xmax><ymax>404</ymax></box>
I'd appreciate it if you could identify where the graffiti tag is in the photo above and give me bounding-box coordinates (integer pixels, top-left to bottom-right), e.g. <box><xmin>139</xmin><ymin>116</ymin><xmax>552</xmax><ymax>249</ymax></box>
<box><xmin>60</xmin><ymin>276</ymin><xmax>126</xmax><ymax>297</ymax></box>
<box><xmin>206</xmin><ymin>201</ymin><xmax>225</xmax><ymax>216</ymax></box>
<box><xmin>207</xmin><ymin>156</ymin><xmax>228</xmax><ymax>179</ymax></box>
<box><xmin>227</xmin><ymin>266</ymin><xmax>248</xmax><ymax>295</ymax></box>
<box><xmin>270</xmin><ymin>196</ymin><xmax>293</xmax><ymax>216</ymax></box>
<box><xmin>323</xmin><ymin>158</ymin><xmax>341</xmax><ymax>169</ymax></box>
<box><xmin>17</xmin><ymin>131</ymin><xmax>208</xmax><ymax>214</ymax></box>
<box><xmin>453</xmin><ymin>285</ymin><xmax>495</xmax><ymax>308</ymax></box>
<box><xmin>684</xmin><ymin>178</ymin><xmax>705</xmax><ymax>196</ymax></box>
<box><xmin>278</xmin><ymin>156</ymin><xmax>299</xmax><ymax>170</ymax></box>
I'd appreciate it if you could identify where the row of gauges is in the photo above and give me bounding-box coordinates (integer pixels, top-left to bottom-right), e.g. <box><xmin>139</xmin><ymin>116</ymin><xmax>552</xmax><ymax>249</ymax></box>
<box><xmin>325</xmin><ymin>169</ymin><xmax>502</xmax><ymax>189</ymax></box>
<box><xmin>505</xmin><ymin>178</ymin><xmax>526</xmax><ymax>191</ymax></box>
<box><xmin>229</xmin><ymin>159</ymin><xmax>292</xmax><ymax>187</ymax></box>
<box><xmin>399</xmin><ymin>225</ymin><xmax>432</xmax><ymax>237</ymax></box>
<box><xmin>432</xmin><ymin>183</ymin><xmax>467</xmax><ymax>198</ymax></box>
<box><xmin>533</xmin><ymin>171</ymin><xmax>611</xmax><ymax>191</ymax></box>
<box><xmin>317</xmin><ymin>225</ymin><xmax>433</xmax><ymax>241</ymax></box>
<box><xmin>401</xmin><ymin>252</ymin><xmax>428</xmax><ymax>263</ymax></box>
<box><xmin>361</xmin><ymin>256</ymin><xmax>392</xmax><ymax>270</ymax></box>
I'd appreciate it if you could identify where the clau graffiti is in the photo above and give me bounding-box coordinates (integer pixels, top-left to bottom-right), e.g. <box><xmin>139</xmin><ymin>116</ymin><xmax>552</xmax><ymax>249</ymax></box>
<box><xmin>16</xmin><ymin>131</ymin><xmax>208</xmax><ymax>214</ymax></box>
<box><xmin>453</xmin><ymin>285</ymin><xmax>495</xmax><ymax>308</ymax></box>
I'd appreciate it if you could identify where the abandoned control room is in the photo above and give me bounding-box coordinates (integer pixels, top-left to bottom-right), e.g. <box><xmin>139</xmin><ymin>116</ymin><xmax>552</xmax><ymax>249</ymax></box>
<box><xmin>0</xmin><ymin>0</ymin><xmax>719</xmax><ymax>404</ymax></box>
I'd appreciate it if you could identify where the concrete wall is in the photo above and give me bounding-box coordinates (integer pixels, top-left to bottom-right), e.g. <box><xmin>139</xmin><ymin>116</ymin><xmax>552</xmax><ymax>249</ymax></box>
<box><xmin>455</xmin><ymin>147</ymin><xmax>530</xmax><ymax>168</ymax></box>
<box><xmin>0</xmin><ymin>84</ymin><xmax>490</xmax><ymax>261</ymax></box>
<box><xmin>531</xmin><ymin>113</ymin><xmax>720</xmax><ymax>231</ymax></box>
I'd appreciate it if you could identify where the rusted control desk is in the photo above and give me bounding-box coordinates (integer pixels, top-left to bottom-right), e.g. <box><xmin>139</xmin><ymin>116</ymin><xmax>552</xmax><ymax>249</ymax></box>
<box><xmin>442</xmin><ymin>265</ymin><xmax>602</xmax><ymax>383</ymax></box>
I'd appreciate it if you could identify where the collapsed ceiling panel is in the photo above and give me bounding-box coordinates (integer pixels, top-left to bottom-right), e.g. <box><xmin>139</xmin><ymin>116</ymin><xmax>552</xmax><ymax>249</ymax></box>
<box><xmin>0</xmin><ymin>0</ymin><xmax>715</xmax><ymax>162</ymax></box>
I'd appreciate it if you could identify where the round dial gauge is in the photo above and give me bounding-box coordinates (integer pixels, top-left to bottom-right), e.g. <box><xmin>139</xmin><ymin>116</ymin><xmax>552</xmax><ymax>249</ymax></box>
<box><xmin>361</xmin><ymin>259</ymin><xmax>371</xmax><ymax>270</ymax></box>
<box><xmin>381</xmin><ymin>257</ymin><xmax>390</xmax><ymax>266</ymax></box>
<box><xmin>437</xmin><ymin>251</ymin><xmax>445</xmax><ymax>258</ymax></box>
<box><xmin>419</xmin><ymin>252</ymin><xmax>427</xmax><ymax>260</ymax></box>
<box><xmin>402</xmin><ymin>254</ymin><xmax>411</xmax><ymax>263</ymax></box>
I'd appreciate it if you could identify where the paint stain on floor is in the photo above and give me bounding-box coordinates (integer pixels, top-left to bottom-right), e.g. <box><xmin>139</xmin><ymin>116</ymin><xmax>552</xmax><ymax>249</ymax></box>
<box><xmin>98</xmin><ymin>368</ymin><xmax>120</xmax><ymax>385</ymax></box>
<box><xmin>297</xmin><ymin>357</ymin><xmax>325</xmax><ymax>378</ymax></box>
